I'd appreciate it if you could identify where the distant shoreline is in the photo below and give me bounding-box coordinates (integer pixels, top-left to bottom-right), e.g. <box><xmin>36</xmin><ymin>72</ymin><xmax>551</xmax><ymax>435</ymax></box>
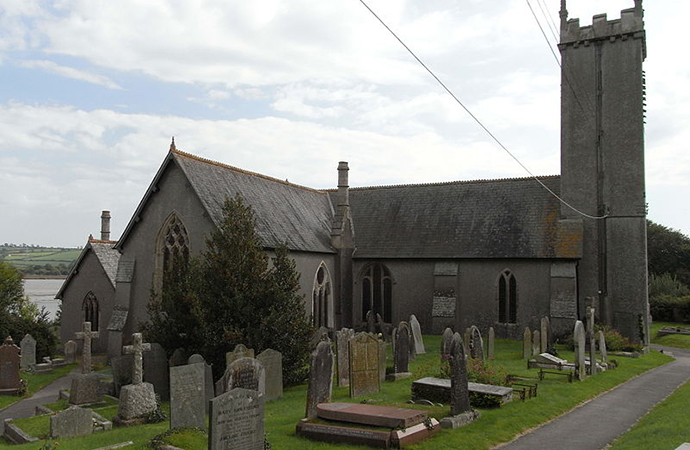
<box><xmin>22</xmin><ymin>275</ymin><xmax>66</xmax><ymax>280</ymax></box>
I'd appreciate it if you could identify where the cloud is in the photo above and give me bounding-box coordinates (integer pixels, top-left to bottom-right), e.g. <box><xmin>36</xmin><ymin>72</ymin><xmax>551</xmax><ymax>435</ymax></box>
<box><xmin>16</xmin><ymin>59</ymin><xmax>123</xmax><ymax>89</ymax></box>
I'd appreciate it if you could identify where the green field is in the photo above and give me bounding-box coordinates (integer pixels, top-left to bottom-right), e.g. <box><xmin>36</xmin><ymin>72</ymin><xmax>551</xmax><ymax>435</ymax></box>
<box><xmin>1</xmin><ymin>245</ymin><xmax>81</xmax><ymax>275</ymax></box>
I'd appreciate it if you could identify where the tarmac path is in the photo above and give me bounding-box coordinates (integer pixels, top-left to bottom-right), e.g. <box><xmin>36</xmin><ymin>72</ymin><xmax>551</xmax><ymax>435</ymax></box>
<box><xmin>496</xmin><ymin>345</ymin><xmax>690</xmax><ymax>450</ymax></box>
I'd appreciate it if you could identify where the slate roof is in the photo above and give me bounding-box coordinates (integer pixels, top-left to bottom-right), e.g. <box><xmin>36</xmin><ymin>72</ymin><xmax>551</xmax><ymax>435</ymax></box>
<box><xmin>55</xmin><ymin>239</ymin><xmax>120</xmax><ymax>299</ymax></box>
<box><xmin>173</xmin><ymin>150</ymin><xmax>335</xmax><ymax>253</ymax></box>
<box><xmin>335</xmin><ymin>176</ymin><xmax>580</xmax><ymax>259</ymax></box>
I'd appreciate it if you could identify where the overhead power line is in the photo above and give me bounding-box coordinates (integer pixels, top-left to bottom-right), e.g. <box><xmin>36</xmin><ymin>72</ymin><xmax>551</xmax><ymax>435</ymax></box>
<box><xmin>356</xmin><ymin>0</ymin><xmax>607</xmax><ymax>220</ymax></box>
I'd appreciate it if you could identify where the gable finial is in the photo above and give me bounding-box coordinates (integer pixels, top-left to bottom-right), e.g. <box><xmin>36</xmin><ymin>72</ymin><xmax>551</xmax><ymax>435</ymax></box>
<box><xmin>170</xmin><ymin>137</ymin><xmax>176</xmax><ymax>152</ymax></box>
<box><xmin>559</xmin><ymin>0</ymin><xmax>568</xmax><ymax>37</ymax></box>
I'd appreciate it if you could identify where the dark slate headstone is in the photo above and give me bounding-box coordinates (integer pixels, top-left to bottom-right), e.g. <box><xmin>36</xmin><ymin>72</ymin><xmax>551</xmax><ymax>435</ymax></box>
<box><xmin>348</xmin><ymin>332</ymin><xmax>380</xmax><ymax>397</ymax></box>
<box><xmin>209</xmin><ymin>388</ymin><xmax>265</xmax><ymax>450</ymax></box>
<box><xmin>227</xmin><ymin>357</ymin><xmax>265</xmax><ymax>395</ymax></box>
<box><xmin>110</xmin><ymin>354</ymin><xmax>133</xmax><ymax>397</ymax></box>
<box><xmin>20</xmin><ymin>334</ymin><xmax>36</xmax><ymax>370</ymax></box>
<box><xmin>0</xmin><ymin>337</ymin><xmax>21</xmax><ymax>394</ymax></box>
<box><xmin>225</xmin><ymin>344</ymin><xmax>254</xmax><ymax>368</ymax></box>
<box><xmin>50</xmin><ymin>405</ymin><xmax>93</xmax><ymax>438</ymax></box>
<box><xmin>305</xmin><ymin>340</ymin><xmax>334</xmax><ymax>419</ymax></box>
<box><xmin>378</xmin><ymin>339</ymin><xmax>386</xmax><ymax>383</ymax></box>
<box><xmin>170</xmin><ymin>363</ymin><xmax>206</xmax><ymax>429</ymax></box>
<box><xmin>523</xmin><ymin>327</ymin><xmax>532</xmax><ymax>359</ymax></box>
<box><xmin>409</xmin><ymin>315</ymin><xmax>425</xmax><ymax>354</ymax></box>
<box><xmin>375</xmin><ymin>313</ymin><xmax>384</xmax><ymax>336</ymax></box>
<box><xmin>366</xmin><ymin>310</ymin><xmax>376</xmax><ymax>334</ymax></box>
<box><xmin>143</xmin><ymin>343</ymin><xmax>169</xmax><ymax>401</ymax></box>
<box><xmin>441</xmin><ymin>327</ymin><xmax>453</xmax><ymax>363</ymax></box>
<box><xmin>64</xmin><ymin>340</ymin><xmax>77</xmax><ymax>364</ymax></box>
<box><xmin>394</xmin><ymin>324</ymin><xmax>410</xmax><ymax>374</ymax></box>
<box><xmin>397</xmin><ymin>321</ymin><xmax>414</xmax><ymax>362</ymax></box>
<box><xmin>169</xmin><ymin>348</ymin><xmax>187</xmax><ymax>367</ymax></box>
<box><xmin>469</xmin><ymin>326</ymin><xmax>484</xmax><ymax>360</ymax></box>
<box><xmin>257</xmin><ymin>349</ymin><xmax>282</xmax><ymax>402</ymax></box>
<box><xmin>335</xmin><ymin>328</ymin><xmax>355</xmax><ymax>387</ymax></box>
<box><xmin>449</xmin><ymin>333</ymin><xmax>471</xmax><ymax>415</ymax></box>
<box><xmin>540</xmin><ymin>316</ymin><xmax>550</xmax><ymax>353</ymax></box>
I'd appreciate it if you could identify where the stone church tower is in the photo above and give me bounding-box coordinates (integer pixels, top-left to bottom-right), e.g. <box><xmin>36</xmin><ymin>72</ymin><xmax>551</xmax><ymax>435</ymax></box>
<box><xmin>559</xmin><ymin>0</ymin><xmax>649</xmax><ymax>343</ymax></box>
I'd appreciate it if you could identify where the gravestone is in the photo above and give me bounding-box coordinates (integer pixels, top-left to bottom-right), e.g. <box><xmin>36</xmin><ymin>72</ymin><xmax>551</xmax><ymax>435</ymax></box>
<box><xmin>70</xmin><ymin>322</ymin><xmax>101</xmax><ymax>405</ymax></box>
<box><xmin>209</xmin><ymin>388</ymin><xmax>265</xmax><ymax>450</ymax></box>
<box><xmin>523</xmin><ymin>327</ymin><xmax>531</xmax><ymax>359</ymax></box>
<box><xmin>469</xmin><ymin>326</ymin><xmax>484</xmax><ymax>360</ymax></box>
<box><xmin>409</xmin><ymin>314</ymin><xmax>425</xmax><ymax>354</ymax></box>
<box><xmin>598</xmin><ymin>330</ymin><xmax>608</xmax><ymax>363</ymax></box>
<box><xmin>187</xmin><ymin>354</ymin><xmax>214</xmax><ymax>412</ymax></box>
<box><xmin>586</xmin><ymin>302</ymin><xmax>597</xmax><ymax>375</ymax></box>
<box><xmin>20</xmin><ymin>334</ymin><xmax>36</xmax><ymax>370</ymax></box>
<box><xmin>110</xmin><ymin>354</ymin><xmax>133</xmax><ymax>397</ymax></box>
<box><xmin>64</xmin><ymin>340</ymin><xmax>77</xmax><ymax>364</ymax></box>
<box><xmin>487</xmin><ymin>327</ymin><xmax>495</xmax><ymax>360</ymax></box>
<box><xmin>225</xmin><ymin>344</ymin><xmax>254</xmax><ymax>368</ymax></box>
<box><xmin>335</xmin><ymin>328</ymin><xmax>355</xmax><ymax>387</ymax></box>
<box><xmin>375</xmin><ymin>313</ymin><xmax>384</xmax><ymax>336</ymax></box>
<box><xmin>75</xmin><ymin>321</ymin><xmax>99</xmax><ymax>374</ymax></box>
<box><xmin>169</xmin><ymin>348</ymin><xmax>187</xmax><ymax>367</ymax></box>
<box><xmin>463</xmin><ymin>328</ymin><xmax>471</xmax><ymax>358</ymax></box>
<box><xmin>117</xmin><ymin>333</ymin><xmax>157</xmax><ymax>421</ymax></box>
<box><xmin>366</xmin><ymin>310</ymin><xmax>376</xmax><ymax>334</ymax></box>
<box><xmin>170</xmin><ymin>363</ymin><xmax>206</xmax><ymax>429</ymax></box>
<box><xmin>532</xmin><ymin>330</ymin><xmax>541</xmax><ymax>356</ymax></box>
<box><xmin>573</xmin><ymin>321</ymin><xmax>586</xmax><ymax>380</ymax></box>
<box><xmin>540</xmin><ymin>316</ymin><xmax>550</xmax><ymax>352</ymax></box>
<box><xmin>349</xmin><ymin>332</ymin><xmax>380</xmax><ymax>397</ymax></box>
<box><xmin>0</xmin><ymin>337</ymin><xmax>21</xmax><ymax>395</ymax></box>
<box><xmin>305</xmin><ymin>340</ymin><xmax>333</xmax><ymax>419</ymax></box>
<box><xmin>398</xmin><ymin>321</ymin><xmax>414</xmax><ymax>362</ymax></box>
<box><xmin>389</xmin><ymin>323</ymin><xmax>410</xmax><ymax>380</ymax></box>
<box><xmin>50</xmin><ymin>405</ymin><xmax>93</xmax><ymax>438</ymax></box>
<box><xmin>227</xmin><ymin>357</ymin><xmax>265</xmax><ymax>396</ymax></box>
<box><xmin>143</xmin><ymin>343</ymin><xmax>169</xmax><ymax>401</ymax></box>
<box><xmin>441</xmin><ymin>327</ymin><xmax>454</xmax><ymax>362</ymax></box>
<box><xmin>257</xmin><ymin>349</ymin><xmax>283</xmax><ymax>401</ymax></box>
<box><xmin>378</xmin><ymin>339</ymin><xmax>386</xmax><ymax>383</ymax></box>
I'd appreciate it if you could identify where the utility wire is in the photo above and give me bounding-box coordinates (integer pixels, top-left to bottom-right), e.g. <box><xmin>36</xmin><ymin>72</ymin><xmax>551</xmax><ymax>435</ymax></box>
<box><xmin>356</xmin><ymin>0</ymin><xmax>607</xmax><ymax>220</ymax></box>
<box><xmin>536</xmin><ymin>0</ymin><xmax>560</xmax><ymax>44</ymax></box>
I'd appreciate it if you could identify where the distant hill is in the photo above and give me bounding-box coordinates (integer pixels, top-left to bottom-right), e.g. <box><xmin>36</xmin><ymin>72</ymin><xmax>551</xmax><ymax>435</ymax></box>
<box><xmin>1</xmin><ymin>244</ymin><xmax>82</xmax><ymax>277</ymax></box>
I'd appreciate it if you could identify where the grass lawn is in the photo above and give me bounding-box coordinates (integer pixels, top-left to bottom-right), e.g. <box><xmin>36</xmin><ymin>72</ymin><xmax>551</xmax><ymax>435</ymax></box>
<box><xmin>0</xmin><ymin>338</ymin><xmax>672</xmax><ymax>450</ymax></box>
<box><xmin>651</xmin><ymin>321</ymin><xmax>690</xmax><ymax>349</ymax></box>
<box><xmin>0</xmin><ymin>364</ymin><xmax>76</xmax><ymax>411</ymax></box>
<box><xmin>607</xmin><ymin>378</ymin><xmax>690</xmax><ymax>450</ymax></box>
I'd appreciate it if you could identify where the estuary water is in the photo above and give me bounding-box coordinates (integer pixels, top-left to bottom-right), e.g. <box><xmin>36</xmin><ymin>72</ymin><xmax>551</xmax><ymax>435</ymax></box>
<box><xmin>23</xmin><ymin>278</ymin><xmax>64</xmax><ymax>321</ymax></box>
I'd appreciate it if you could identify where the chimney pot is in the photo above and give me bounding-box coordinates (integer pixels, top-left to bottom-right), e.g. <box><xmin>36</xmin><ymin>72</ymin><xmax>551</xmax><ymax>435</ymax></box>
<box><xmin>337</xmin><ymin>162</ymin><xmax>349</xmax><ymax>206</ymax></box>
<box><xmin>100</xmin><ymin>210</ymin><xmax>111</xmax><ymax>241</ymax></box>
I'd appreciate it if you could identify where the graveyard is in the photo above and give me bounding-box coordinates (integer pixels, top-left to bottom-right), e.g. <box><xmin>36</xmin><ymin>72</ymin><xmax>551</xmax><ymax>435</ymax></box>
<box><xmin>0</xmin><ymin>330</ymin><xmax>673</xmax><ymax>450</ymax></box>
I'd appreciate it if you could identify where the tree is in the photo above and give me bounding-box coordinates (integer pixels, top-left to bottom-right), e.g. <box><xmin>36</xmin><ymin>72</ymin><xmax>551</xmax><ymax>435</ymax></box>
<box><xmin>647</xmin><ymin>220</ymin><xmax>690</xmax><ymax>288</ymax></box>
<box><xmin>141</xmin><ymin>195</ymin><xmax>314</xmax><ymax>386</ymax></box>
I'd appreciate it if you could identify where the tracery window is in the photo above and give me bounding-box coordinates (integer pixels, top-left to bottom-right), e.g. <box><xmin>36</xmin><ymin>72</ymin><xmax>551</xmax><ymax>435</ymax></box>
<box><xmin>361</xmin><ymin>263</ymin><xmax>392</xmax><ymax>323</ymax></box>
<box><xmin>154</xmin><ymin>213</ymin><xmax>190</xmax><ymax>292</ymax></box>
<box><xmin>82</xmin><ymin>291</ymin><xmax>99</xmax><ymax>331</ymax></box>
<box><xmin>498</xmin><ymin>270</ymin><xmax>517</xmax><ymax>324</ymax></box>
<box><xmin>312</xmin><ymin>263</ymin><xmax>332</xmax><ymax>328</ymax></box>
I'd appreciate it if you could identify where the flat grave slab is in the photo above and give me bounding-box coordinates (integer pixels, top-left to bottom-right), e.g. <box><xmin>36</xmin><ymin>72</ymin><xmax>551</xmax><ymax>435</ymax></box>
<box><xmin>317</xmin><ymin>403</ymin><xmax>427</xmax><ymax>429</ymax></box>
<box><xmin>411</xmin><ymin>377</ymin><xmax>513</xmax><ymax>405</ymax></box>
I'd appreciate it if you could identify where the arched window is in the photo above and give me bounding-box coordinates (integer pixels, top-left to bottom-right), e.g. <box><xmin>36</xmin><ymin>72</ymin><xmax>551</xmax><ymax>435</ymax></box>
<box><xmin>82</xmin><ymin>291</ymin><xmax>99</xmax><ymax>331</ymax></box>
<box><xmin>312</xmin><ymin>263</ymin><xmax>332</xmax><ymax>328</ymax></box>
<box><xmin>154</xmin><ymin>212</ymin><xmax>190</xmax><ymax>292</ymax></box>
<box><xmin>361</xmin><ymin>263</ymin><xmax>392</xmax><ymax>323</ymax></box>
<box><xmin>498</xmin><ymin>270</ymin><xmax>517</xmax><ymax>324</ymax></box>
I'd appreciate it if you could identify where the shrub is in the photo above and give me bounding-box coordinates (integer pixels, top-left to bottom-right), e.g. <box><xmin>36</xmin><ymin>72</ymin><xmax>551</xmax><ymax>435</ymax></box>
<box><xmin>650</xmin><ymin>273</ymin><xmax>690</xmax><ymax>299</ymax></box>
<box><xmin>649</xmin><ymin>295</ymin><xmax>690</xmax><ymax>323</ymax></box>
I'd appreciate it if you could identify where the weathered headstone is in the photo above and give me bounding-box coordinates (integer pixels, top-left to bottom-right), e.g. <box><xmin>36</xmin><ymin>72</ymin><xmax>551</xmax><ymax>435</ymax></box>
<box><xmin>257</xmin><ymin>349</ymin><xmax>283</xmax><ymax>402</ymax></box>
<box><xmin>540</xmin><ymin>317</ymin><xmax>550</xmax><ymax>353</ymax></box>
<box><xmin>20</xmin><ymin>334</ymin><xmax>36</xmax><ymax>370</ymax></box>
<box><xmin>441</xmin><ymin>328</ymin><xmax>454</xmax><ymax>363</ymax></box>
<box><xmin>170</xmin><ymin>363</ymin><xmax>206</xmax><ymax>429</ymax></box>
<box><xmin>75</xmin><ymin>321</ymin><xmax>99</xmax><ymax>374</ymax></box>
<box><xmin>532</xmin><ymin>330</ymin><xmax>540</xmax><ymax>356</ymax></box>
<box><xmin>110</xmin><ymin>354</ymin><xmax>133</xmax><ymax>397</ymax></box>
<box><xmin>349</xmin><ymin>332</ymin><xmax>380</xmax><ymax>397</ymax></box>
<box><xmin>225</xmin><ymin>344</ymin><xmax>254</xmax><ymax>368</ymax></box>
<box><xmin>398</xmin><ymin>321</ymin><xmax>415</xmax><ymax>362</ymax></box>
<box><xmin>573</xmin><ymin>320</ymin><xmax>586</xmax><ymax>380</ymax></box>
<box><xmin>305</xmin><ymin>340</ymin><xmax>333</xmax><ymax>419</ymax></box>
<box><xmin>487</xmin><ymin>327</ymin><xmax>495</xmax><ymax>360</ymax></box>
<box><xmin>0</xmin><ymin>337</ymin><xmax>21</xmax><ymax>395</ymax></box>
<box><xmin>463</xmin><ymin>328</ymin><xmax>471</xmax><ymax>358</ymax></box>
<box><xmin>188</xmin><ymin>353</ymin><xmax>205</xmax><ymax>365</ymax></box>
<box><xmin>169</xmin><ymin>348</ymin><xmax>187</xmax><ymax>367</ymax></box>
<box><xmin>392</xmin><ymin>323</ymin><xmax>410</xmax><ymax>376</ymax></box>
<box><xmin>187</xmin><ymin>354</ymin><xmax>214</xmax><ymax>412</ymax></box>
<box><xmin>375</xmin><ymin>313</ymin><xmax>385</xmax><ymax>336</ymax></box>
<box><xmin>335</xmin><ymin>328</ymin><xmax>355</xmax><ymax>387</ymax></box>
<box><xmin>227</xmin><ymin>357</ymin><xmax>265</xmax><ymax>396</ymax></box>
<box><xmin>117</xmin><ymin>333</ymin><xmax>157</xmax><ymax>421</ymax></box>
<box><xmin>409</xmin><ymin>314</ymin><xmax>426</xmax><ymax>354</ymax></box>
<box><xmin>523</xmin><ymin>327</ymin><xmax>531</xmax><ymax>359</ymax></box>
<box><xmin>366</xmin><ymin>310</ymin><xmax>376</xmax><ymax>334</ymax></box>
<box><xmin>378</xmin><ymin>339</ymin><xmax>386</xmax><ymax>383</ymax></box>
<box><xmin>311</xmin><ymin>326</ymin><xmax>330</xmax><ymax>348</ymax></box>
<box><xmin>50</xmin><ymin>405</ymin><xmax>93</xmax><ymax>438</ymax></box>
<box><xmin>70</xmin><ymin>323</ymin><xmax>101</xmax><ymax>405</ymax></box>
<box><xmin>143</xmin><ymin>343</ymin><xmax>169</xmax><ymax>401</ymax></box>
<box><xmin>598</xmin><ymin>330</ymin><xmax>608</xmax><ymax>363</ymax></box>
<box><xmin>586</xmin><ymin>301</ymin><xmax>597</xmax><ymax>375</ymax></box>
<box><xmin>449</xmin><ymin>333</ymin><xmax>471</xmax><ymax>416</ymax></box>
<box><xmin>469</xmin><ymin>326</ymin><xmax>484</xmax><ymax>360</ymax></box>
<box><xmin>209</xmin><ymin>388</ymin><xmax>265</xmax><ymax>450</ymax></box>
<box><xmin>64</xmin><ymin>340</ymin><xmax>77</xmax><ymax>364</ymax></box>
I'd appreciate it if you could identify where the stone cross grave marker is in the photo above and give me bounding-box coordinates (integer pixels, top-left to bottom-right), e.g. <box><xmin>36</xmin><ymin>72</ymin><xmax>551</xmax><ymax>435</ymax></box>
<box><xmin>123</xmin><ymin>333</ymin><xmax>151</xmax><ymax>385</ymax></box>
<box><xmin>209</xmin><ymin>387</ymin><xmax>265</xmax><ymax>450</ymax></box>
<box><xmin>257</xmin><ymin>349</ymin><xmax>283</xmax><ymax>402</ymax></box>
<box><xmin>0</xmin><ymin>337</ymin><xmax>21</xmax><ymax>395</ymax></box>
<box><xmin>586</xmin><ymin>302</ymin><xmax>597</xmax><ymax>375</ymax></box>
<box><xmin>540</xmin><ymin>316</ymin><xmax>550</xmax><ymax>353</ymax></box>
<box><xmin>143</xmin><ymin>343</ymin><xmax>170</xmax><ymax>401</ymax></box>
<box><xmin>170</xmin><ymin>363</ymin><xmax>206</xmax><ymax>429</ymax></box>
<box><xmin>598</xmin><ymin>330</ymin><xmax>608</xmax><ymax>363</ymax></box>
<box><xmin>409</xmin><ymin>314</ymin><xmax>426</xmax><ymax>354</ymax></box>
<box><xmin>305</xmin><ymin>339</ymin><xmax>333</xmax><ymax>419</ymax></box>
<box><xmin>117</xmin><ymin>334</ymin><xmax>157</xmax><ymax>421</ymax></box>
<box><xmin>187</xmin><ymin>353</ymin><xmax>214</xmax><ymax>412</ymax></box>
<box><xmin>469</xmin><ymin>326</ymin><xmax>484</xmax><ymax>360</ymax></box>
<box><xmin>20</xmin><ymin>334</ymin><xmax>36</xmax><ymax>370</ymax></box>
<box><xmin>450</xmin><ymin>332</ymin><xmax>471</xmax><ymax>415</ymax></box>
<box><xmin>335</xmin><ymin>328</ymin><xmax>354</xmax><ymax>387</ymax></box>
<box><xmin>523</xmin><ymin>327</ymin><xmax>531</xmax><ymax>359</ymax></box>
<box><xmin>532</xmin><ymin>330</ymin><xmax>540</xmax><ymax>356</ymax></box>
<box><xmin>441</xmin><ymin>327</ymin><xmax>453</xmax><ymax>363</ymax></box>
<box><xmin>50</xmin><ymin>405</ymin><xmax>93</xmax><ymax>438</ymax></box>
<box><xmin>64</xmin><ymin>340</ymin><xmax>77</xmax><ymax>364</ymax></box>
<box><xmin>393</xmin><ymin>322</ymin><xmax>410</xmax><ymax>374</ymax></box>
<box><xmin>225</xmin><ymin>344</ymin><xmax>254</xmax><ymax>368</ymax></box>
<box><xmin>75</xmin><ymin>321</ymin><xmax>99</xmax><ymax>374</ymax></box>
<box><xmin>349</xmin><ymin>332</ymin><xmax>380</xmax><ymax>397</ymax></box>
<box><xmin>487</xmin><ymin>327</ymin><xmax>495</xmax><ymax>360</ymax></box>
<box><xmin>573</xmin><ymin>320</ymin><xmax>586</xmax><ymax>380</ymax></box>
<box><xmin>227</xmin><ymin>357</ymin><xmax>265</xmax><ymax>396</ymax></box>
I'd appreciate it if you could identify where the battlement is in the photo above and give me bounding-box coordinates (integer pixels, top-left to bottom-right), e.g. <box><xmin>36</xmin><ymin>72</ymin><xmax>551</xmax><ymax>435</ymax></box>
<box><xmin>560</xmin><ymin>1</ymin><xmax>644</xmax><ymax>48</ymax></box>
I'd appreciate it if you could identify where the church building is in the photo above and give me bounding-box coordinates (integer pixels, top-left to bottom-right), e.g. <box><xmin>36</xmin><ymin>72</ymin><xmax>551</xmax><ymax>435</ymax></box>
<box><xmin>58</xmin><ymin>0</ymin><xmax>650</xmax><ymax>357</ymax></box>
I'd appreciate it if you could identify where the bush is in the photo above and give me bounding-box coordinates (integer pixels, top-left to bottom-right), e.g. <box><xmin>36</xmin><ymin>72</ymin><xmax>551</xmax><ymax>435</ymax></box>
<box><xmin>650</xmin><ymin>273</ymin><xmax>690</xmax><ymax>299</ymax></box>
<box><xmin>649</xmin><ymin>295</ymin><xmax>690</xmax><ymax>323</ymax></box>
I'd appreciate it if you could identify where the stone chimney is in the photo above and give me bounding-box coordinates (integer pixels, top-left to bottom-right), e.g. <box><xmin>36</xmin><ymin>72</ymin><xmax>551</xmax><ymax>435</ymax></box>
<box><xmin>100</xmin><ymin>210</ymin><xmax>111</xmax><ymax>241</ymax></box>
<box><xmin>337</xmin><ymin>161</ymin><xmax>349</xmax><ymax>207</ymax></box>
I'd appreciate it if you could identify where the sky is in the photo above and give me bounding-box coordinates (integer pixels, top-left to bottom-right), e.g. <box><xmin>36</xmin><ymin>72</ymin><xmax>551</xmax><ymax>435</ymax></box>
<box><xmin>0</xmin><ymin>0</ymin><xmax>687</xmax><ymax>248</ymax></box>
